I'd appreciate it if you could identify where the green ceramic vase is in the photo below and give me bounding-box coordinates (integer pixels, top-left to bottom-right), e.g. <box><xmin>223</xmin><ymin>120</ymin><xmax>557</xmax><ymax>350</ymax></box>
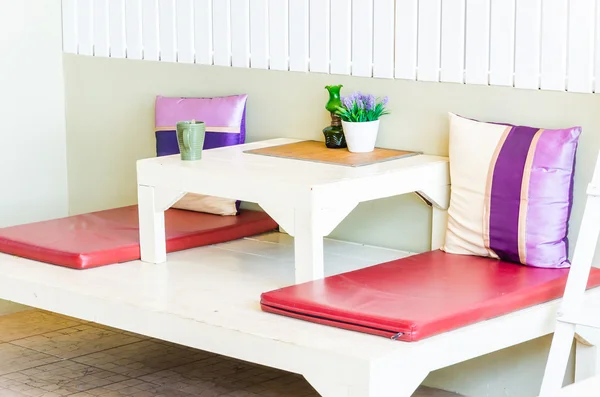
<box><xmin>177</xmin><ymin>121</ymin><xmax>206</xmax><ymax>161</ymax></box>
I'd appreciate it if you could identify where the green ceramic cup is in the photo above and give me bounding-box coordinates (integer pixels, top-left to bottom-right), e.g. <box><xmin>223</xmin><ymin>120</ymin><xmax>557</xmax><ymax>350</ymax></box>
<box><xmin>176</xmin><ymin>120</ymin><xmax>206</xmax><ymax>161</ymax></box>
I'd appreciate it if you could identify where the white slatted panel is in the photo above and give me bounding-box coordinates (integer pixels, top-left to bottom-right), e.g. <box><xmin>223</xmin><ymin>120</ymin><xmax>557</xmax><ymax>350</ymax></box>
<box><xmin>540</xmin><ymin>0</ymin><xmax>568</xmax><ymax>91</ymax></box>
<box><xmin>77</xmin><ymin>0</ymin><xmax>94</xmax><ymax>56</ymax></box>
<box><xmin>250</xmin><ymin>0</ymin><xmax>269</xmax><ymax>69</ymax></box>
<box><xmin>330</xmin><ymin>0</ymin><xmax>352</xmax><ymax>75</ymax></box>
<box><xmin>158</xmin><ymin>0</ymin><xmax>176</xmax><ymax>62</ymax></box>
<box><xmin>596</xmin><ymin>2</ymin><xmax>600</xmax><ymax>93</ymax></box>
<box><xmin>142</xmin><ymin>0</ymin><xmax>160</xmax><ymax>61</ymax></box>
<box><xmin>213</xmin><ymin>0</ymin><xmax>231</xmax><ymax>66</ymax></box>
<box><xmin>440</xmin><ymin>0</ymin><xmax>466</xmax><ymax>83</ymax></box>
<box><xmin>59</xmin><ymin>0</ymin><xmax>600</xmax><ymax>95</ymax></box>
<box><xmin>231</xmin><ymin>0</ymin><xmax>250</xmax><ymax>68</ymax></box>
<box><xmin>194</xmin><ymin>0</ymin><xmax>212</xmax><ymax>65</ymax></box>
<box><xmin>373</xmin><ymin>0</ymin><xmax>395</xmax><ymax>79</ymax></box>
<box><xmin>417</xmin><ymin>0</ymin><xmax>442</xmax><ymax>82</ymax></box>
<box><xmin>514</xmin><ymin>0</ymin><xmax>542</xmax><ymax>89</ymax></box>
<box><xmin>108</xmin><ymin>0</ymin><xmax>126</xmax><ymax>58</ymax></box>
<box><xmin>395</xmin><ymin>0</ymin><xmax>418</xmax><ymax>79</ymax></box>
<box><xmin>309</xmin><ymin>0</ymin><xmax>330</xmax><ymax>73</ymax></box>
<box><xmin>269</xmin><ymin>0</ymin><xmax>288</xmax><ymax>71</ymax></box>
<box><xmin>93</xmin><ymin>0</ymin><xmax>110</xmax><ymax>57</ymax></box>
<box><xmin>465</xmin><ymin>0</ymin><xmax>490</xmax><ymax>85</ymax></box>
<box><xmin>62</xmin><ymin>0</ymin><xmax>78</xmax><ymax>53</ymax></box>
<box><xmin>125</xmin><ymin>0</ymin><xmax>143</xmax><ymax>59</ymax></box>
<box><xmin>288</xmin><ymin>0</ymin><xmax>309</xmax><ymax>72</ymax></box>
<box><xmin>176</xmin><ymin>0</ymin><xmax>195</xmax><ymax>63</ymax></box>
<box><xmin>489</xmin><ymin>0</ymin><xmax>515</xmax><ymax>86</ymax></box>
<box><xmin>352</xmin><ymin>0</ymin><xmax>374</xmax><ymax>77</ymax></box>
<box><xmin>567</xmin><ymin>0</ymin><xmax>596</xmax><ymax>93</ymax></box>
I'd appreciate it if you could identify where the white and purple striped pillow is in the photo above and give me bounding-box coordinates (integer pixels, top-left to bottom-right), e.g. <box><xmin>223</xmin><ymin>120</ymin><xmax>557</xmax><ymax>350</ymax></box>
<box><xmin>442</xmin><ymin>113</ymin><xmax>581</xmax><ymax>268</ymax></box>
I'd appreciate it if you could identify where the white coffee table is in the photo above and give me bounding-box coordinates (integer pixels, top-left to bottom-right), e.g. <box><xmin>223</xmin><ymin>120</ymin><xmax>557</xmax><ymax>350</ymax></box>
<box><xmin>136</xmin><ymin>138</ymin><xmax>450</xmax><ymax>284</ymax></box>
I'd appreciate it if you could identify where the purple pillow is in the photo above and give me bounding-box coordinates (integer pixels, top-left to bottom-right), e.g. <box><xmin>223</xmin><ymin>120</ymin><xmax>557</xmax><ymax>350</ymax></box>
<box><xmin>154</xmin><ymin>94</ymin><xmax>248</xmax><ymax>215</ymax></box>
<box><xmin>442</xmin><ymin>113</ymin><xmax>581</xmax><ymax>268</ymax></box>
<box><xmin>154</xmin><ymin>94</ymin><xmax>248</xmax><ymax>156</ymax></box>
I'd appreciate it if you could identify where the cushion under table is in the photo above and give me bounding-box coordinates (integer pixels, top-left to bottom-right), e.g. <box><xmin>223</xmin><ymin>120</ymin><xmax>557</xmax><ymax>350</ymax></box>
<box><xmin>261</xmin><ymin>250</ymin><xmax>600</xmax><ymax>342</ymax></box>
<box><xmin>0</xmin><ymin>205</ymin><xmax>278</xmax><ymax>269</ymax></box>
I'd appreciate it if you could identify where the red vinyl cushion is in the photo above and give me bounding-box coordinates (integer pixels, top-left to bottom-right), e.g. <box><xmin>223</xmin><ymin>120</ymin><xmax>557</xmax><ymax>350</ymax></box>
<box><xmin>261</xmin><ymin>250</ymin><xmax>600</xmax><ymax>341</ymax></box>
<box><xmin>0</xmin><ymin>205</ymin><xmax>278</xmax><ymax>270</ymax></box>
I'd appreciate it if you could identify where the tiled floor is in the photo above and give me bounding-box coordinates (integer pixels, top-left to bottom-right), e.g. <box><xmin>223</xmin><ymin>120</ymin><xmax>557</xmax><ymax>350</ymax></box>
<box><xmin>0</xmin><ymin>310</ymin><xmax>462</xmax><ymax>397</ymax></box>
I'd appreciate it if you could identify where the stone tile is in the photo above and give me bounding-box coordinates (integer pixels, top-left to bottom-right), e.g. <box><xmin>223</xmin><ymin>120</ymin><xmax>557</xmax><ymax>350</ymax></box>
<box><xmin>11</xmin><ymin>324</ymin><xmax>142</xmax><ymax>360</ymax></box>
<box><xmin>0</xmin><ymin>386</ymin><xmax>29</xmax><ymax>396</ymax></box>
<box><xmin>0</xmin><ymin>344</ymin><xmax>60</xmax><ymax>376</ymax></box>
<box><xmin>68</xmin><ymin>379</ymin><xmax>198</xmax><ymax>397</ymax></box>
<box><xmin>0</xmin><ymin>361</ymin><xmax>129</xmax><ymax>396</ymax></box>
<box><xmin>72</xmin><ymin>339</ymin><xmax>214</xmax><ymax>378</ymax></box>
<box><xmin>0</xmin><ymin>310</ymin><xmax>81</xmax><ymax>342</ymax></box>
<box><xmin>140</xmin><ymin>356</ymin><xmax>319</xmax><ymax>397</ymax></box>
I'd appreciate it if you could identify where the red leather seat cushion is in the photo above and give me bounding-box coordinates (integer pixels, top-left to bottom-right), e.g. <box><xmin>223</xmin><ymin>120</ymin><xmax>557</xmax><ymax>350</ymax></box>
<box><xmin>261</xmin><ymin>250</ymin><xmax>600</xmax><ymax>341</ymax></box>
<box><xmin>0</xmin><ymin>205</ymin><xmax>278</xmax><ymax>269</ymax></box>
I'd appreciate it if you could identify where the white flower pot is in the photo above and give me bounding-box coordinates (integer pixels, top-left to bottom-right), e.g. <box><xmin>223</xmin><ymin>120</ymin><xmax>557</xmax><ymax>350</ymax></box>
<box><xmin>342</xmin><ymin>120</ymin><xmax>380</xmax><ymax>153</ymax></box>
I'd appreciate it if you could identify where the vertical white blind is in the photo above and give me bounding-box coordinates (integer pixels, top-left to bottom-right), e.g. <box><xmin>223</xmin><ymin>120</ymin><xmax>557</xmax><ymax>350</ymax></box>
<box><xmin>61</xmin><ymin>0</ymin><xmax>600</xmax><ymax>94</ymax></box>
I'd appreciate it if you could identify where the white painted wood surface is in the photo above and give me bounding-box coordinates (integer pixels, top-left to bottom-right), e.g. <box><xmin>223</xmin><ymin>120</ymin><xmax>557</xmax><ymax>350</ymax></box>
<box><xmin>465</xmin><ymin>0</ymin><xmax>490</xmax><ymax>85</ymax></box>
<box><xmin>175</xmin><ymin>0</ymin><xmax>194</xmax><ymax>64</ymax></box>
<box><xmin>1</xmin><ymin>231</ymin><xmax>599</xmax><ymax>397</ymax></box>
<box><xmin>288</xmin><ymin>0</ymin><xmax>309</xmax><ymax>73</ymax></box>
<box><xmin>330</xmin><ymin>0</ymin><xmax>351</xmax><ymax>76</ymax></box>
<box><xmin>489</xmin><ymin>0</ymin><xmax>516</xmax><ymax>87</ymax></box>
<box><xmin>540</xmin><ymin>149</ymin><xmax>600</xmax><ymax>394</ymax></box>
<box><xmin>395</xmin><ymin>0</ymin><xmax>419</xmax><ymax>80</ymax></box>
<box><xmin>372</xmin><ymin>0</ymin><xmax>395</xmax><ymax>79</ymax></box>
<box><xmin>61</xmin><ymin>0</ymin><xmax>600</xmax><ymax>93</ymax></box>
<box><xmin>141</xmin><ymin>0</ymin><xmax>160</xmax><ymax>61</ymax></box>
<box><xmin>540</xmin><ymin>0</ymin><xmax>568</xmax><ymax>91</ymax></box>
<box><xmin>440</xmin><ymin>0</ymin><xmax>465</xmax><ymax>84</ymax></box>
<box><xmin>268</xmin><ymin>0</ymin><xmax>288</xmax><ymax>71</ymax></box>
<box><xmin>231</xmin><ymin>0</ymin><xmax>250</xmax><ymax>68</ymax></box>
<box><xmin>108</xmin><ymin>0</ymin><xmax>126</xmax><ymax>58</ymax></box>
<box><xmin>309</xmin><ymin>0</ymin><xmax>330</xmax><ymax>73</ymax></box>
<box><xmin>212</xmin><ymin>0</ymin><xmax>231</xmax><ymax>67</ymax></box>
<box><xmin>125</xmin><ymin>0</ymin><xmax>143</xmax><ymax>60</ymax></box>
<box><xmin>417</xmin><ymin>0</ymin><xmax>442</xmax><ymax>82</ymax></box>
<box><xmin>136</xmin><ymin>138</ymin><xmax>450</xmax><ymax>284</ymax></box>
<box><xmin>249</xmin><ymin>0</ymin><xmax>269</xmax><ymax>69</ymax></box>
<box><xmin>93</xmin><ymin>0</ymin><xmax>110</xmax><ymax>57</ymax></box>
<box><xmin>352</xmin><ymin>0</ymin><xmax>374</xmax><ymax>78</ymax></box>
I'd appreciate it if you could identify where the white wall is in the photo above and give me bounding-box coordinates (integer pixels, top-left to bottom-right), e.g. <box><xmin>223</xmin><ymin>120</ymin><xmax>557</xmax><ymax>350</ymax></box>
<box><xmin>0</xmin><ymin>0</ymin><xmax>68</xmax><ymax>228</ymax></box>
<box><xmin>0</xmin><ymin>0</ymin><xmax>68</xmax><ymax>314</ymax></box>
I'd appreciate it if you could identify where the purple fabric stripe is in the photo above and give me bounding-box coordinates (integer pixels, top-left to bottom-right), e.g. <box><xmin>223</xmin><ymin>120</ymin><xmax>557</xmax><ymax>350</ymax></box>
<box><xmin>489</xmin><ymin>126</ymin><xmax>539</xmax><ymax>263</ymax></box>
<box><xmin>524</xmin><ymin>127</ymin><xmax>580</xmax><ymax>268</ymax></box>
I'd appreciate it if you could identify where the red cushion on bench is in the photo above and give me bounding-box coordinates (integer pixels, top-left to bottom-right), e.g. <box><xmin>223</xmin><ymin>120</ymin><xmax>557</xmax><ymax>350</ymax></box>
<box><xmin>0</xmin><ymin>205</ymin><xmax>278</xmax><ymax>270</ymax></box>
<box><xmin>261</xmin><ymin>250</ymin><xmax>600</xmax><ymax>341</ymax></box>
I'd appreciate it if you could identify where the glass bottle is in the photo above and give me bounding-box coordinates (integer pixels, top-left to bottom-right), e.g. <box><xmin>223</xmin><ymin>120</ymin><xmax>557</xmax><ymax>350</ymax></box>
<box><xmin>322</xmin><ymin>85</ymin><xmax>347</xmax><ymax>149</ymax></box>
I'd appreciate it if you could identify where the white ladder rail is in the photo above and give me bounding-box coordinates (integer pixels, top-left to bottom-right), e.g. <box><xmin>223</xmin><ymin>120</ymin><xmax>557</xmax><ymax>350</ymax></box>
<box><xmin>539</xmin><ymin>149</ymin><xmax>600</xmax><ymax>395</ymax></box>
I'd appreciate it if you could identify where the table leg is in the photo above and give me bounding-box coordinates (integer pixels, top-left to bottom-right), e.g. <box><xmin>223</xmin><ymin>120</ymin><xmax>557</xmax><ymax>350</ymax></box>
<box><xmin>138</xmin><ymin>185</ymin><xmax>167</xmax><ymax>264</ymax></box>
<box><xmin>294</xmin><ymin>206</ymin><xmax>324</xmax><ymax>283</ymax></box>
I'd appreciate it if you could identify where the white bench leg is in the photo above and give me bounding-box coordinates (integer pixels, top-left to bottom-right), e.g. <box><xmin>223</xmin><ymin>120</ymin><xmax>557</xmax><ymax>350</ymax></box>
<box><xmin>138</xmin><ymin>185</ymin><xmax>167</xmax><ymax>264</ymax></box>
<box><xmin>138</xmin><ymin>185</ymin><xmax>184</xmax><ymax>264</ymax></box>
<box><xmin>304</xmin><ymin>361</ymin><xmax>428</xmax><ymax>397</ymax></box>
<box><xmin>294</xmin><ymin>205</ymin><xmax>324</xmax><ymax>284</ymax></box>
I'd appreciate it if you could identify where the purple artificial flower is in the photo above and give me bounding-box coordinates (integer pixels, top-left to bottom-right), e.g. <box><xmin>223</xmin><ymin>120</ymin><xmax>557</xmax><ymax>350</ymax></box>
<box><xmin>365</xmin><ymin>94</ymin><xmax>376</xmax><ymax>111</ymax></box>
<box><xmin>382</xmin><ymin>96</ymin><xmax>389</xmax><ymax>106</ymax></box>
<box><xmin>342</xmin><ymin>96</ymin><xmax>353</xmax><ymax>109</ymax></box>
